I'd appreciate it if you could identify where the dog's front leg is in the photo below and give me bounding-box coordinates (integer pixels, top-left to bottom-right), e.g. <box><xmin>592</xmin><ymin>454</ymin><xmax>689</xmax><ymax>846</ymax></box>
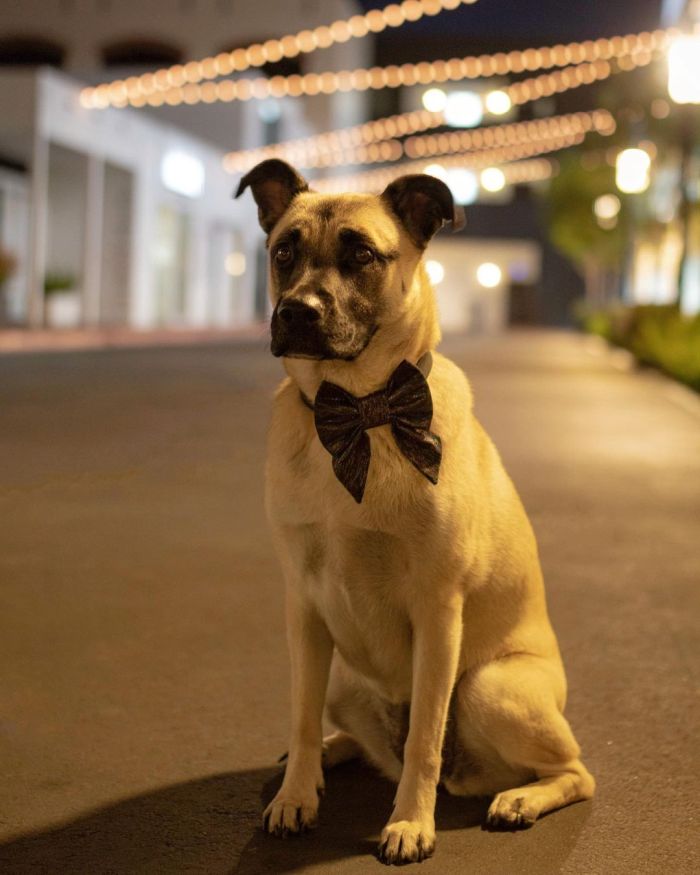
<box><xmin>378</xmin><ymin>591</ymin><xmax>463</xmax><ymax>865</ymax></box>
<box><xmin>263</xmin><ymin>585</ymin><xmax>333</xmax><ymax>836</ymax></box>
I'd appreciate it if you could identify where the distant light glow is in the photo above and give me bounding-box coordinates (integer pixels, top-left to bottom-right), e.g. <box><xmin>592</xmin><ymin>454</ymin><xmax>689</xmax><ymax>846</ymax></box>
<box><xmin>422</xmin><ymin>88</ymin><xmax>447</xmax><ymax>112</ymax></box>
<box><xmin>447</xmin><ymin>168</ymin><xmax>479</xmax><ymax>205</ymax></box>
<box><xmin>668</xmin><ymin>34</ymin><xmax>700</xmax><ymax>104</ymax></box>
<box><xmin>616</xmin><ymin>148</ymin><xmax>651</xmax><ymax>194</ymax></box>
<box><xmin>425</xmin><ymin>259</ymin><xmax>445</xmax><ymax>285</ymax></box>
<box><xmin>161</xmin><ymin>150</ymin><xmax>205</xmax><ymax>198</ymax></box>
<box><xmin>225</xmin><ymin>252</ymin><xmax>246</xmax><ymax>276</ymax></box>
<box><xmin>650</xmin><ymin>98</ymin><xmax>670</xmax><ymax>119</ymax></box>
<box><xmin>424</xmin><ymin>163</ymin><xmax>449</xmax><ymax>182</ymax></box>
<box><xmin>257</xmin><ymin>98</ymin><xmax>282</xmax><ymax>123</ymax></box>
<box><xmin>444</xmin><ymin>91</ymin><xmax>483</xmax><ymax>128</ymax></box>
<box><xmin>476</xmin><ymin>262</ymin><xmax>503</xmax><ymax>288</ymax></box>
<box><xmin>485</xmin><ymin>89</ymin><xmax>512</xmax><ymax>115</ymax></box>
<box><xmin>480</xmin><ymin>166</ymin><xmax>506</xmax><ymax>192</ymax></box>
<box><xmin>594</xmin><ymin>194</ymin><xmax>621</xmax><ymax>221</ymax></box>
<box><xmin>509</xmin><ymin>260</ymin><xmax>530</xmax><ymax>283</ymax></box>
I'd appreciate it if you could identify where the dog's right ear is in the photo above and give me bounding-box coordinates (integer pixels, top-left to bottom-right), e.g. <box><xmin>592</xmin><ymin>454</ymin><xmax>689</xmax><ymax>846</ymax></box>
<box><xmin>234</xmin><ymin>159</ymin><xmax>309</xmax><ymax>233</ymax></box>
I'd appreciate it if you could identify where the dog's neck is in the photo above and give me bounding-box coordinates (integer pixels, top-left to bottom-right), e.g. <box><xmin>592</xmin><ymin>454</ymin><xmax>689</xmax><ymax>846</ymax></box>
<box><xmin>282</xmin><ymin>265</ymin><xmax>440</xmax><ymax>401</ymax></box>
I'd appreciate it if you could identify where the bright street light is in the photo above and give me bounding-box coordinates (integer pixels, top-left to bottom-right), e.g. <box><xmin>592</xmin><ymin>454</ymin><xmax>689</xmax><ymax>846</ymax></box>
<box><xmin>668</xmin><ymin>33</ymin><xmax>700</xmax><ymax>104</ymax></box>
<box><xmin>476</xmin><ymin>263</ymin><xmax>503</xmax><ymax>288</ymax></box>
<box><xmin>426</xmin><ymin>260</ymin><xmax>445</xmax><ymax>285</ymax></box>
<box><xmin>615</xmin><ymin>148</ymin><xmax>651</xmax><ymax>194</ymax></box>
<box><xmin>424</xmin><ymin>163</ymin><xmax>448</xmax><ymax>181</ymax></box>
<box><xmin>447</xmin><ymin>168</ymin><xmax>479</xmax><ymax>205</ymax></box>
<box><xmin>444</xmin><ymin>91</ymin><xmax>483</xmax><ymax>128</ymax></box>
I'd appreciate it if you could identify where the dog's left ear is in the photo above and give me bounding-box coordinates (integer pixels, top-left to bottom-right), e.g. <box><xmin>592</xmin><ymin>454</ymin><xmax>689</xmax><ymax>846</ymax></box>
<box><xmin>381</xmin><ymin>174</ymin><xmax>465</xmax><ymax>247</ymax></box>
<box><xmin>235</xmin><ymin>159</ymin><xmax>309</xmax><ymax>233</ymax></box>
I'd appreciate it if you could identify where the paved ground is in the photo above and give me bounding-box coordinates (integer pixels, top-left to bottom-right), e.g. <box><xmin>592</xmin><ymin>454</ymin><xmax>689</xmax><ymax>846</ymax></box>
<box><xmin>0</xmin><ymin>330</ymin><xmax>698</xmax><ymax>875</ymax></box>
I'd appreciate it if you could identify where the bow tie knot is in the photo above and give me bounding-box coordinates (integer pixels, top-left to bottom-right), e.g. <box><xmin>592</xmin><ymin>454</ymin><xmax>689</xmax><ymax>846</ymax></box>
<box><xmin>308</xmin><ymin>356</ymin><xmax>442</xmax><ymax>503</ymax></box>
<box><xmin>356</xmin><ymin>390</ymin><xmax>391</xmax><ymax>430</ymax></box>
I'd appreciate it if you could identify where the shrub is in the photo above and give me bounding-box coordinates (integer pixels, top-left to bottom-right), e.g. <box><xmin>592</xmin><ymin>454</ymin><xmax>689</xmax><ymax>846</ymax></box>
<box><xmin>577</xmin><ymin>302</ymin><xmax>700</xmax><ymax>392</ymax></box>
<box><xmin>44</xmin><ymin>273</ymin><xmax>77</xmax><ymax>295</ymax></box>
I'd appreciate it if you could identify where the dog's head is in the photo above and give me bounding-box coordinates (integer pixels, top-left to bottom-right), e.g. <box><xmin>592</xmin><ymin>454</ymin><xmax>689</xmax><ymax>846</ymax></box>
<box><xmin>235</xmin><ymin>159</ymin><xmax>463</xmax><ymax>361</ymax></box>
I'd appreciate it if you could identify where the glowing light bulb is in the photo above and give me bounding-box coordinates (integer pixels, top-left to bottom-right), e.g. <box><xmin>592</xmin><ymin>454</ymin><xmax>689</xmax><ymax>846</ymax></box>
<box><xmin>426</xmin><ymin>259</ymin><xmax>445</xmax><ymax>284</ymax></box>
<box><xmin>476</xmin><ymin>262</ymin><xmax>503</xmax><ymax>288</ymax></box>
<box><xmin>225</xmin><ymin>252</ymin><xmax>246</xmax><ymax>277</ymax></box>
<box><xmin>615</xmin><ymin>148</ymin><xmax>651</xmax><ymax>194</ymax></box>
<box><xmin>485</xmin><ymin>89</ymin><xmax>512</xmax><ymax>115</ymax></box>
<box><xmin>480</xmin><ymin>167</ymin><xmax>506</xmax><ymax>192</ymax></box>
<box><xmin>668</xmin><ymin>34</ymin><xmax>700</xmax><ymax>105</ymax></box>
<box><xmin>422</xmin><ymin>88</ymin><xmax>447</xmax><ymax>112</ymax></box>
<box><xmin>447</xmin><ymin>168</ymin><xmax>479</xmax><ymax>205</ymax></box>
<box><xmin>444</xmin><ymin>91</ymin><xmax>483</xmax><ymax>128</ymax></box>
<box><xmin>594</xmin><ymin>194</ymin><xmax>621</xmax><ymax>220</ymax></box>
<box><xmin>424</xmin><ymin>163</ymin><xmax>449</xmax><ymax>182</ymax></box>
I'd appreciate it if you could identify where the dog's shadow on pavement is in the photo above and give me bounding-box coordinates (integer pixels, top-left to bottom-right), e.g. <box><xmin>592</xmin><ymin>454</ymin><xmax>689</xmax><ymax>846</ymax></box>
<box><xmin>238</xmin><ymin>761</ymin><xmax>489</xmax><ymax>874</ymax></box>
<box><xmin>0</xmin><ymin>762</ymin><xmax>488</xmax><ymax>874</ymax></box>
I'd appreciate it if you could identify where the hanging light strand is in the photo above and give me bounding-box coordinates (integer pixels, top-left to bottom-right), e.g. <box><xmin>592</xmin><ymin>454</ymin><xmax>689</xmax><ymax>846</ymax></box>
<box><xmin>82</xmin><ymin>27</ymin><xmax>675</xmax><ymax>111</ymax></box>
<box><xmin>222</xmin><ymin>54</ymin><xmax>638</xmax><ymax>174</ymax></box>
<box><xmin>224</xmin><ymin>108</ymin><xmax>614</xmax><ymax>173</ymax></box>
<box><xmin>223</xmin><ymin>109</ymin><xmax>445</xmax><ymax>172</ymax></box>
<box><xmin>313</xmin><ymin>152</ymin><xmax>561</xmax><ymax>194</ymax></box>
<box><xmin>79</xmin><ymin>0</ymin><xmax>480</xmax><ymax>109</ymax></box>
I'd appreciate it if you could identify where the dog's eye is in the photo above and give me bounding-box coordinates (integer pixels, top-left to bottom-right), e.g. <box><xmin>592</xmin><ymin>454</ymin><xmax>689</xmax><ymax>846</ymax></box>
<box><xmin>354</xmin><ymin>247</ymin><xmax>374</xmax><ymax>265</ymax></box>
<box><xmin>274</xmin><ymin>244</ymin><xmax>293</xmax><ymax>265</ymax></box>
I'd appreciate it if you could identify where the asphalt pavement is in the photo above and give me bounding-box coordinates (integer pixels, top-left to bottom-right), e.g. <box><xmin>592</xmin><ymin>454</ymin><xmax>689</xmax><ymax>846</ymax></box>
<box><xmin>0</xmin><ymin>330</ymin><xmax>698</xmax><ymax>874</ymax></box>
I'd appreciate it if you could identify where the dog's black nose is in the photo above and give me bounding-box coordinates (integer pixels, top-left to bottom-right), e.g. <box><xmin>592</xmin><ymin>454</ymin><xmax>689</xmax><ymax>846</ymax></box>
<box><xmin>277</xmin><ymin>299</ymin><xmax>322</xmax><ymax>327</ymax></box>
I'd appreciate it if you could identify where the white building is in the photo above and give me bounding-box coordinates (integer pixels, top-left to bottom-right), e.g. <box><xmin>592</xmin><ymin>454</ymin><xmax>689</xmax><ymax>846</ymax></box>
<box><xmin>0</xmin><ymin>0</ymin><xmax>370</xmax><ymax>330</ymax></box>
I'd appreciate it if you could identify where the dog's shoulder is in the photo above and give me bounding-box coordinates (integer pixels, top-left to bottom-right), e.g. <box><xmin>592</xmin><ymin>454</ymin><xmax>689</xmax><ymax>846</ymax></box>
<box><xmin>429</xmin><ymin>352</ymin><xmax>474</xmax><ymax>437</ymax></box>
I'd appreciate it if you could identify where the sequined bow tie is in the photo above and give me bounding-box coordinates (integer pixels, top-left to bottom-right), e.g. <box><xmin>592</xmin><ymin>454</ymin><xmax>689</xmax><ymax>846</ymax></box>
<box><xmin>302</xmin><ymin>355</ymin><xmax>442</xmax><ymax>503</ymax></box>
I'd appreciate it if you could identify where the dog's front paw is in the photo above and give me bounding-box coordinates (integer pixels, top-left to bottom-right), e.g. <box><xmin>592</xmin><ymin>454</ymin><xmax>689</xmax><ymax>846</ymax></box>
<box><xmin>378</xmin><ymin>819</ymin><xmax>435</xmax><ymax>865</ymax></box>
<box><xmin>262</xmin><ymin>789</ymin><xmax>320</xmax><ymax>837</ymax></box>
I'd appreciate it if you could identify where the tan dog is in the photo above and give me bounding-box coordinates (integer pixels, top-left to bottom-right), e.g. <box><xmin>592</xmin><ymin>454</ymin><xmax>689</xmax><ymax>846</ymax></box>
<box><xmin>236</xmin><ymin>159</ymin><xmax>594</xmax><ymax>865</ymax></box>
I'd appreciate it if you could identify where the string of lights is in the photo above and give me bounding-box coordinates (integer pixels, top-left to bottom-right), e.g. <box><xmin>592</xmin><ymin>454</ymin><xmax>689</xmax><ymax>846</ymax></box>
<box><xmin>222</xmin><ymin>54</ymin><xmax>638</xmax><ymax>173</ymax></box>
<box><xmin>224</xmin><ymin>109</ymin><xmax>614</xmax><ymax>173</ymax></box>
<box><xmin>223</xmin><ymin>109</ymin><xmax>445</xmax><ymax>173</ymax></box>
<box><xmin>312</xmin><ymin>153</ymin><xmax>560</xmax><ymax>194</ymax></box>
<box><xmin>81</xmin><ymin>27</ymin><xmax>675</xmax><ymax>110</ymax></box>
<box><xmin>403</xmin><ymin>109</ymin><xmax>615</xmax><ymax>160</ymax></box>
<box><xmin>79</xmin><ymin>0</ymin><xmax>480</xmax><ymax>109</ymax></box>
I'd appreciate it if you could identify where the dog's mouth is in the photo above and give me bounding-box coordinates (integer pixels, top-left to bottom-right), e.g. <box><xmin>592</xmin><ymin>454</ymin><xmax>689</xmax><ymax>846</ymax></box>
<box><xmin>270</xmin><ymin>313</ymin><xmax>378</xmax><ymax>361</ymax></box>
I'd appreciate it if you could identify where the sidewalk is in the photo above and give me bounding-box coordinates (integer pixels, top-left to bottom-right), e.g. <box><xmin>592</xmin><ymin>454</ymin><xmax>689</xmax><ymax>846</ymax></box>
<box><xmin>0</xmin><ymin>324</ymin><xmax>267</xmax><ymax>354</ymax></box>
<box><xmin>0</xmin><ymin>330</ymin><xmax>697</xmax><ymax>874</ymax></box>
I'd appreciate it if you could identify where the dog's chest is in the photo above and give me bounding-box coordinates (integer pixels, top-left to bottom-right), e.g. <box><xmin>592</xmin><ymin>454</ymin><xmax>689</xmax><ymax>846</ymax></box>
<box><xmin>305</xmin><ymin>524</ymin><xmax>415</xmax><ymax>698</ymax></box>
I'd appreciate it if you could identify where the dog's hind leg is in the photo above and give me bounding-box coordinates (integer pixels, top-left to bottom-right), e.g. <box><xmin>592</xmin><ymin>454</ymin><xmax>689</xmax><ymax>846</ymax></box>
<box><xmin>321</xmin><ymin>730</ymin><xmax>363</xmax><ymax>768</ymax></box>
<box><xmin>452</xmin><ymin>654</ymin><xmax>595</xmax><ymax>828</ymax></box>
<box><xmin>325</xmin><ymin>657</ymin><xmax>404</xmax><ymax>782</ymax></box>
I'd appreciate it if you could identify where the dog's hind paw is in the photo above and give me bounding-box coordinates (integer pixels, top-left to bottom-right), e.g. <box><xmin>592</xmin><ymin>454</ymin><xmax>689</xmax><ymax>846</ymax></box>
<box><xmin>377</xmin><ymin>820</ymin><xmax>435</xmax><ymax>865</ymax></box>
<box><xmin>321</xmin><ymin>730</ymin><xmax>362</xmax><ymax>769</ymax></box>
<box><xmin>485</xmin><ymin>792</ymin><xmax>538</xmax><ymax>830</ymax></box>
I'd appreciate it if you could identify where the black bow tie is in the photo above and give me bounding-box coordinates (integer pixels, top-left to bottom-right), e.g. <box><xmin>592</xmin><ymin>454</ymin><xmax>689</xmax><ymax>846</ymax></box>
<box><xmin>302</xmin><ymin>355</ymin><xmax>442</xmax><ymax>503</ymax></box>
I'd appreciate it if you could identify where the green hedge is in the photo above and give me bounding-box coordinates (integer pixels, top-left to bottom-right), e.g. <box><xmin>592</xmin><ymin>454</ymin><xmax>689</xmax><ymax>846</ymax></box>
<box><xmin>578</xmin><ymin>303</ymin><xmax>700</xmax><ymax>392</ymax></box>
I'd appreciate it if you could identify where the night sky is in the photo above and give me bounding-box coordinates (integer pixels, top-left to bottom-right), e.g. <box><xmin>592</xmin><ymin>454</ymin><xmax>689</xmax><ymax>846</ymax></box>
<box><xmin>359</xmin><ymin>0</ymin><xmax>665</xmax><ymax>60</ymax></box>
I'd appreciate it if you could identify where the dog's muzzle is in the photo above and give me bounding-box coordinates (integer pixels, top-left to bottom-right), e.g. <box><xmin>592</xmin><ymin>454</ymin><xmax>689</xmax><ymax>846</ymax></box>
<box><xmin>271</xmin><ymin>295</ymin><xmax>328</xmax><ymax>358</ymax></box>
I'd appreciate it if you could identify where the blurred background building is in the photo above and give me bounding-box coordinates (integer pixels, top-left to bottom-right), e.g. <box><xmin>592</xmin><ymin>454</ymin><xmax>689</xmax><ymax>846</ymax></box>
<box><xmin>0</xmin><ymin>0</ymin><xmax>369</xmax><ymax>330</ymax></box>
<box><xmin>0</xmin><ymin>0</ymin><xmax>698</xmax><ymax>338</ymax></box>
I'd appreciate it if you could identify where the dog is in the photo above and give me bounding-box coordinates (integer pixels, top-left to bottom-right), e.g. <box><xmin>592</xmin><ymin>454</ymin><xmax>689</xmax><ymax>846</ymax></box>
<box><xmin>236</xmin><ymin>159</ymin><xmax>595</xmax><ymax>865</ymax></box>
